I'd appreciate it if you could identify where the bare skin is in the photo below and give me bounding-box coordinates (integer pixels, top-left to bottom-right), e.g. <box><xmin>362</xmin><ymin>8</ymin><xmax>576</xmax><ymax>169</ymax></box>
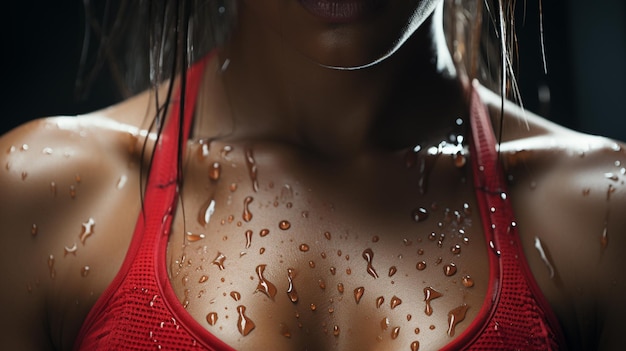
<box><xmin>1</xmin><ymin>1</ymin><xmax>625</xmax><ymax>350</ymax></box>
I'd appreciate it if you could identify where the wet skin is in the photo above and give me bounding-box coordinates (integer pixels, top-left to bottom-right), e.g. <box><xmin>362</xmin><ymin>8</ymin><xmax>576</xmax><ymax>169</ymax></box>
<box><xmin>1</xmin><ymin>1</ymin><xmax>625</xmax><ymax>350</ymax></box>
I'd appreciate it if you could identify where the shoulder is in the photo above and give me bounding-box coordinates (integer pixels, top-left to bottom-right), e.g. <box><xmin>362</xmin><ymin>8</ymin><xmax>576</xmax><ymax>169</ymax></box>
<box><xmin>0</xmin><ymin>91</ymin><xmax>154</xmax><ymax>350</ymax></box>
<box><xmin>479</xmin><ymin>86</ymin><xmax>626</xmax><ymax>349</ymax></box>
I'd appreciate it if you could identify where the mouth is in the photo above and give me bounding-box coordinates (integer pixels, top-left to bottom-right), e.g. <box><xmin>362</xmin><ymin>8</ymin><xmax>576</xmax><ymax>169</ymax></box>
<box><xmin>298</xmin><ymin>0</ymin><xmax>385</xmax><ymax>23</ymax></box>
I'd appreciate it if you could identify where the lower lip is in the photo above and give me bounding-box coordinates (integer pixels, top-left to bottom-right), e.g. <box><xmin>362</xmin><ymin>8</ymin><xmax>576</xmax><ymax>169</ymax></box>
<box><xmin>298</xmin><ymin>0</ymin><xmax>384</xmax><ymax>23</ymax></box>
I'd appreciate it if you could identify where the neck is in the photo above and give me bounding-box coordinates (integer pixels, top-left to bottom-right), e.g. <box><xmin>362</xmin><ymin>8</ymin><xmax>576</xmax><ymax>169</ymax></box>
<box><xmin>199</xmin><ymin>4</ymin><xmax>468</xmax><ymax>159</ymax></box>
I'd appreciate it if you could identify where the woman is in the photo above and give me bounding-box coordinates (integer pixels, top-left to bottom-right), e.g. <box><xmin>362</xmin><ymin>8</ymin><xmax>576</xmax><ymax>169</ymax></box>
<box><xmin>1</xmin><ymin>0</ymin><xmax>624</xmax><ymax>350</ymax></box>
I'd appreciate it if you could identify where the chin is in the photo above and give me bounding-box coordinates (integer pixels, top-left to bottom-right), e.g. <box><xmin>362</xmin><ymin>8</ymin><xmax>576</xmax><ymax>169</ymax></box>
<box><xmin>240</xmin><ymin>0</ymin><xmax>438</xmax><ymax>69</ymax></box>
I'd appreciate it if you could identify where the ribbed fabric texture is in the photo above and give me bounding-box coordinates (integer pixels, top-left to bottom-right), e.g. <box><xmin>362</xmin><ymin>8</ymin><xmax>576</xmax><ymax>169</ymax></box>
<box><xmin>73</xmin><ymin>60</ymin><xmax>566</xmax><ymax>350</ymax></box>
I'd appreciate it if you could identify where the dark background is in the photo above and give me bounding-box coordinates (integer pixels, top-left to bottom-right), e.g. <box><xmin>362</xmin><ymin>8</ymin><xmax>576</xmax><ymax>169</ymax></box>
<box><xmin>4</xmin><ymin>1</ymin><xmax>626</xmax><ymax>141</ymax></box>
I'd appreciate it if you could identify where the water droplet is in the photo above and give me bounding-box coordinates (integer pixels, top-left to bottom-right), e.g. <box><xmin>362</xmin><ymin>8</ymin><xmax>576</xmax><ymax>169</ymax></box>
<box><xmin>318</xmin><ymin>279</ymin><xmax>326</xmax><ymax>290</ymax></box>
<box><xmin>21</xmin><ymin>171</ymin><xmax>28</xmax><ymax>180</ymax></box>
<box><xmin>186</xmin><ymin>232</ymin><xmax>206</xmax><ymax>242</ymax></box>
<box><xmin>462</xmin><ymin>275</ymin><xmax>474</xmax><ymax>288</ymax></box>
<box><xmin>237</xmin><ymin>305</ymin><xmax>256</xmax><ymax>336</ymax></box>
<box><xmin>354</xmin><ymin>287</ymin><xmax>365</xmax><ymax>304</ymax></box>
<box><xmin>255</xmin><ymin>264</ymin><xmax>277</xmax><ymax>300</ymax></box>
<box><xmin>69</xmin><ymin>185</ymin><xmax>76</xmax><ymax>199</ymax></box>
<box><xmin>299</xmin><ymin>244</ymin><xmax>310</xmax><ymax>252</ymax></box>
<box><xmin>242</xmin><ymin>196</ymin><xmax>254</xmax><ymax>222</ymax></box>
<box><xmin>244</xmin><ymin>229</ymin><xmax>253</xmax><ymax>249</ymax></box>
<box><xmin>64</xmin><ymin>243</ymin><xmax>78</xmax><ymax>256</ymax></box>
<box><xmin>362</xmin><ymin>248</ymin><xmax>379</xmax><ymax>278</ymax></box>
<box><xmin>259</xmin><ymin>228</ymin><xmax>270</xmax><ymax>237</ymax></box>
<box><xmin>206</xmin><ymin>312</ymin><xmax>218</xmax><ymax>326</ymax></box>
<box><xmin>209</xmin><ymin>162</ymin><xmax>221</xmax><ymax>181</ymax></box>
<box><xmin>20</xmin><ymin>144</ymin><xmax>29</xmax><ymax>151</ymax></box>
<box><xmin>149</xmin><ymin>294</ymin><xmax>159</xmax><ymax>307</ymax></box>
<box><xmin>230</xmin><ymin>291</ymin><xmax>241</xmax><ymax>301</ymax></box>
<box><xmin>330</xmin><ymin>267</ymin><xmax>336</xmax><ymax>275</ymax></box>
<box><xmin>407</xmin><ymin>314</ymin><xmax>412</xmax><ymax>321</ymax></box>
<box><xmin>443</xmin><ymin>263</ymin><xmax>457</xmax><ymax>276</ymax></box>
<box><xmin>279</xmin><ymin>220</ymin><xmax>291</xmax><ymax>230</ymax></box>
<box><xmin>380</xmin><ymin>317</ymin><xmax>390</xmax><ymax>330</ymax></box>
<box><xmin>81</xmin><ymin>266</ymin><xmax>91</xmax><ymax>277</ymax></box>
<box><xmin>346</xmin><ymin>268</ymin><xmax>352</xmax><ymax>275</ymax></box>
<box><xmin>416</xmin><ymin>261</ymin><xmax>427</xmax><ymax>271</ymax></box>
<box><xmin>287</xmin><ymin>268</ymin><xmax>299</xmax><ymax>303</ymax></box>
<box><xmin>197</xmin><ymin>198</ymin><xmax>216</xmax><ymax>227</ymax></box>
<box><xmin>391</xmin><ymin>326</ymin><xmax>401</xmax><ymax>339</ymax></box>
<box><xmin>372</xmin><ymin>235</ymin><xmax>379</xmax><ymax>243</ymax></box>
<box><xmin>333</xmin><ymin>325</ymin><xmax>340</xmax><ymax>336</ymax></box>
<box><xmin>424</xmin><ymin>287</ymin><xmax>442</xmax><ymax>316</ymax></box>
<box><xmin>376</xmin><ymin>296</ymin><xmax>385</xmax><ymax>308</ymax></box>
<box><xmin>412</xmin><ymin>207</ymin><xmax>429</xmax><ymax>223</ymax></box>
<box><xmin>220</xmin><ymin>145</ymin><xmax>233</xmax><ymax>159</ymax></box>
<box><xmin>244</xmin><ymin>147</ymin><xmax>259</xmax><ymax>192</ymax></box>
<box><xmin>31</xmin><ymin>224</ymin><xmax>38</xmax><ymax>237</ymax></box>
<box><xmin>50</xmin><ymin>182</ymin><xmax>57</xmax><ymax>196</ymax></box>
<box><xmin>390</xmin><ymin>295</ymin><xmax>402</xmax><ymax>309</ymax></box>
<box><xmin>450</xmin><ymin>244</ymin><xmax>461</xmax><ymax>255</ymax></box>
<box><xmin>582</xmin><ymin>188</ymin><xmax>591</xmax><ymax>196</ymax></box>
<box><xmin>308</xmin><ymin>260</ymin><xmax>316</xmax><ymax>268</ymax></box>
<box><xmin>607</xmin><ymin>184</ymin><xmax>616</xmax><ymax>201</ymax></box>
<box><xmin>324</xmin><ymin>231</ymin><xmax>332</xmax><ymax>240</ymax></box>
<box><xmin>388</xmin><ymin>266</ymin><xmax>397</xmax><ymax>277</ymax></box>
<box><xmin>212</xmin><ymin>252</ymin><xmax>226</xmax><ymax>270</ymax></box>
<box><xmin>280</xmin><ymin>323</ymin><xmax>292</xmax><ymax>338</ymax></box>
<box><xmin>47</xmin><ymin>254</ymin><xmax>56</xmax><ymax>279</ymax></box>
<box><xmin>79</xmin><ymin>218</ymin><xmax>96</xmax><ymax>245</ymax></box>
<box><xmin>411</xmin><ymin>341</ymin><xmax>420</xmax><ymax>351</ymax></box>
<box><xmin>447</xmin><ymin>304</ymin><xmax>469</xmax><ymax>336</ymax></box>
<box><xmin>601</xmin><ymin>222</ymin><xmax>609</xmax><ymax>249</ymax></box>
<box><xmin>534</xmin><ymin>237</ymin><xmax>555</xmax><ymax>279</ymax></box>
<box><xmin>414</xmin><ymin>328</ymin><xmax>420</xmax><ymax>334</ymax></box>
<box><xmin>310</xmin><ymin>303</ymin><xmax>317</xmax><ymax>311</ymax></box>
<box><xmin>454</xmin><ymin>152</ymin><xmax>467</xmax><ymax>168</ymax></box>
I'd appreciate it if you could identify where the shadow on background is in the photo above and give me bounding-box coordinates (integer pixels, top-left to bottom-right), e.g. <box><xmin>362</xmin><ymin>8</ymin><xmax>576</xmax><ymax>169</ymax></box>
<box><xmin>4</xmin><ymin>1</ymin><xmax>626</xmax><ymax>141</ymax></box>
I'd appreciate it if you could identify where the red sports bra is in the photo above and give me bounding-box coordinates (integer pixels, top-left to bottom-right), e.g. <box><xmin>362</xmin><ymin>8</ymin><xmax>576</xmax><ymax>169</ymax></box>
<box><xmin>73</xmin><ymin>56</ymin><xmax>567</xmax><ymax>350</ymax></box>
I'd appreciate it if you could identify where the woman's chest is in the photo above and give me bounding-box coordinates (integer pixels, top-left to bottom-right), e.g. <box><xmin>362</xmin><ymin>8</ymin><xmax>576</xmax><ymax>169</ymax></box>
<box><xmin>165</xmin><ymin>157</ymin><xmax>491</xmax><ymax>350</ymax></box>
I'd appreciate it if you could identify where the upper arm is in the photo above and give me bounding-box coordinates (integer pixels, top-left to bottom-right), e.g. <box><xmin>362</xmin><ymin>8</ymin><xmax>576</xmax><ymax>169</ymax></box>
<box><xmin>0</xmin><ymin>119</ymin><xmax>66</xmax><ymax>350</ymax></box>
<box><xmin>509</xmin><ymin>135</ymin><xmax>626</xmax><ymax>350</ymax></box>
<box><xmin>0</xmin><ymin>116</ymin><xmax>142</xmax><ymax>350</ymax></box>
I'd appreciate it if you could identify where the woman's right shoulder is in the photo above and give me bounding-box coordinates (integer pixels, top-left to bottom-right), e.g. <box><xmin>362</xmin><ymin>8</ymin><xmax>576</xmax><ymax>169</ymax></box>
<box><xmin>0</xmin><ymin>92</ymin><xmax>154</xmax><ymax>350</ymax></box>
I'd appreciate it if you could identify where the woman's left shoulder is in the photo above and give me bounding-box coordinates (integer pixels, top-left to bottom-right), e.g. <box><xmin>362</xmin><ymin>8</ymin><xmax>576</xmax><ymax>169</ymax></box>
<box><xmin>482</xmin><ymin>87</ymin><xmax>626</xmax><ymax>349</ymax></box>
